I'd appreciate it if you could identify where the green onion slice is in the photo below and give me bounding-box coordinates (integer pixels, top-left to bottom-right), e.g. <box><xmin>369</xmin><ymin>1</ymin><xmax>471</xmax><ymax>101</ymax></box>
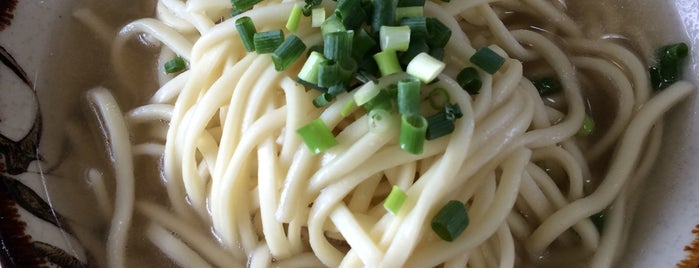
<box><xmin>272</xmin><ymin>34</ymin><xmax>307</xmax><ymax>71</ymax></box>
<box><xmin>254</xmin><ymin>29</ymin><xmax>285</xmax><ymax>54</ymax></box>
<box><xmin>311</xmin><ymin>7</ymin><xmax>325</xmax><ymax>27</ymax></box>
<box><xmin>400</xmin><ymin>114</ymin><xmax>428</xmax><ymax>154</ymax></box>
<box><xmin>577</xmin><ymin>114</ymin><xmax>595</xmax><ymax>137</ymax></box>
<box><xmin>470</xmin><ymin>47</ymin><xmax>505</xmax><ymax>74</ymax></box>
<box><xmin>164</xmin><ymin>57</ymin><xmax>187</xmax><ymax>74</ymax></box>
<box><xmin>298</xmin><ymin>51</ymin><xmax>328</xmax><ymax>85</ymax></box>
<box><xmin>406</xmin><ymin>52</ymin><xmax>445</xmax><ymax>83</ymax></box>
<box><xmin>380</xmin><ymin>25</ymin><xmax>411</xmax><ymax>52</ymax></box>
<box><xmin>426</xmin><ymin>111</ymin><xmax>455</xmax><ymax>140</ymax></box>
<box><xmin>383</xmin><ymin>185</ymin><xmax>408</xmax><ymax>215</ymax></box>
<box><xmin>457</xmin><ymin>67</ymin><xmax>482</xmax><ymax>95</ymax></box>
<box><xmin>397</xmin><ymin>77</ymin><xmax>421</xmax><ymax>115</ymax></box>
<box><xmin>374</xmin><ymin>50</ymin><xmax>403</xmax><ymax>77</ymax></box>
<box><xmin>296</xmin><ymin>118</ymin><xmax>339</xmax><ymax>154</ymax></box>
<box><xmin>313</xmin><ymin>93</ymin><xmax>333</xmax><ymax>108</ymax></box>
<box><xmin>232</xmin><ymin>0</ymin><xmax>262</xmax><ymax>12</ymax></box>
<box><xmin>431</xmin><ymin>200</ymin><xmax>469</xmax><ymax>242</ymax></box>
<box><xmin>286</xmin><ymin>4</ymin><xmax>303</xmax><ymax>33</ymax></box>
<box><xmin>235</xmin><ymin>16</ymin><xmax>257</xmax><ymax>52</ymax></box>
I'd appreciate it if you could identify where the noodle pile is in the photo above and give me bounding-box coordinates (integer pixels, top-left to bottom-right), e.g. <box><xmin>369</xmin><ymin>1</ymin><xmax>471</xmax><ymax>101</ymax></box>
<box><xmin>76</xmin><ymin>0</ymin><xmax>695</xmax><ymax>267</ymax></box>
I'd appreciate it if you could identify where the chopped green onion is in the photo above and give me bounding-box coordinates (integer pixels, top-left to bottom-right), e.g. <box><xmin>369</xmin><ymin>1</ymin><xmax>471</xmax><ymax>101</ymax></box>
<box><xmin>406</xmin><ymin>52</ymin><xmax>445</xmax><ymax>83</ymax></box>
<box><xmin>457</xmin><ymin>67</ymin><xmax>482</xmax><ymax>94</ymax></box>
<box><xmin>651</xmin><ymin>42</ymin><xmax>690</xmax><ymax>90</ymax></box>
<box><xmin>383</xmin><ymin>186</ymin><xmax>408</xmax><ymax>214</ymax></box>
<box><xmin>321</xmin><ymin>14</ymin><xmax>346</xmax><ymax>34</ymax></box>
<box><xmin>444</xmin><ymin>103</ymin><xmax>463</xmax><ymax>120</ymax></box>
<box><xmin>372</xmin><ymin>0</ymin><xmax>398</xmax><ymax>33</ymax></box>
<box><xmin>531</xmin><ymin>76</ymin><xmax>561</xmax><ymax>96</ymax></box>
<box><xmin>286</xmin><ymin>5</ymin><xmax>303</xmax><ymax>33</ymax></box>
<box><xmin>317</xmin><ymin>61</ymin><xmax>342</xmax><ymax>88</ymax></box>
<box><xmin>368</xmin><ymin>109</ymin><xmax>394</xmax><ymax>133</ymax></box>
<box><xmin>231</xmin><ymin>0</ymin><xmax>262</xmax><ymax>12</ymax></box>
<box><xmin>341</xmin><ymin>100</ymin><xmax>357</xmax><ymax>116</ymax></box>
<box><xmin>425</xmin><ymin>111</ymin><xmax>455</xmax><ymax>140</ymax></box>
<box><xmin>470</xmin><ymin>47</ymin><xmax>505</xmax><ymax>74</ymax></box>
<box><xmin>296</xmin><ymin>118</ymin><xmax>339</xmax><ymax>154</ymax></box>
<box><xmin>298</xmin><ymin>51</ymin><xmax>328</xmax><ymax>84</ymax></box>
<box><xmin>364</xmin><ymin>89</ymin><xmax>394</xmax><ymax>112</ymax></box>
<box><xmin>324</xmin><ymin>31</ymin><xmax>352</xmax><ymax>61</ymax></box>
<box><xmin>400</xmin><ymin>17</ymin><xmax>428</xmax><ymax>38</ymax></box>
<box><xmin>374</xmin><ymin>50</ymin><xmax>403</xmax><ymax>76</ymax></box>
<box><xmin>380</xmin><ymin>25</ymin><xmax>411</xmax><ymax>52</ymax></box>
<box><xmin>397</xmin><ymin>0</ymin><xmax>425</xmax><ymax>7</ymax></box>
<box><xmin>354</xmin><ymin>81</ymin><xmax>381</xmax><ymax>105</ymax></box>
<box><xmin>428</xmin><ymin>87</ymin><xmax>450</xmax><ymax>110</ymax></box>
<box><xmin>426</xmin><ymin>18</ymin><xmax>451</xmax><ymax>48</ymax></box>
<box><xmin>235</xmin><ymin>16</ymin><xmax>257</xmax><ymax>52</ymax></box>
<box><xmin>397</xmin><ymin>77</ymin><xmax>421</xmax><ymax>115</ymax></box>
<box><xmin>307</xmin><ymin>44</ymin><xmax>324</xmax><ymax>57</ymax></box>
<box><xmin>431</xmin><ymin>200</ymin><xmax>469</xmax><ymax>242</ymax></box>
<box><xmin>400</xmin><ymin>38</ymin><xmax>429</xmax><ymax>65</ymax></box>
<box><xmin>352</xmin><ymin>28</ymin><xmax>378</xmax><ymax>59</ymax></box>
<box><xmin>336</xmin><ymin>0</ymin><xmax>367</xmax><ymax>29</ymax></box>
<box><xmin>272</xmin><ymin>35</ymin><xmax>307</xmax><ymax>71</ymax></box>
<box><xmin>164</xmin><ymin>57</ymin><xmax>187</xmax><ymax>74</ymax></box>
<box><xmin>577</xmin><ymin>114</ymin><xmax>595</xmax><ymax>137</ymax></box>
<box><xmin>311</xmin><ymin>8</ymin><xmax>326</xmax><ymax>27</ymax></box>
<box><xmin>590</xmin><ymin>210</ymin><xmax>606</xmax><ymax>233</ymax></box>
<box><xmin>400</xmin><ymin>114</ymin><xmax>428</xmax><ymax>154</ymax></box>
<box><xmin>395</xmin><ymin>6</ymin><xmax>424</xmax><ymax>21</ymax></box>
<box><xmin>254</xmin><ymin>29</ymin><xmax>285</xmax><ymax>54</ymax></box>
<box><xmin>355</xmin><ymin>69</ymin><xmax>379</xmax><ymax>84</ymax></box>
<box><xmin>313</xmin><ymin>93</ymin><xmax>334</xmax><ymax>107</ymax></box>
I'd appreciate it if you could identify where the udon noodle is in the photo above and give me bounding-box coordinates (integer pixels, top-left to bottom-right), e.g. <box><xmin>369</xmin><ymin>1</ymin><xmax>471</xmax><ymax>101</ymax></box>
<box><xmin>71</xmin><ymin>0</ymin><xmax>695</xmax><ymax>267</ymax></box>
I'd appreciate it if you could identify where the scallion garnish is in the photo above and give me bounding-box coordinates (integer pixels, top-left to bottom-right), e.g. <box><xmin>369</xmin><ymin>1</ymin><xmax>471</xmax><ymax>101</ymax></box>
<box><xmin>313</xmin><ymin>92</ymin><xmax>334</xmax><ymax>108</ymax></box>
<box><xmin>296</xmin><ymin>118</ymin><xmax>338</xmax><ymax>154</ymax></box>
<box><xmin>311</xmin><ymin>7</ymin><xmax>326</xmax><ymax>27</ymax></box>
<box><xmin>406</xmin><ymin>52</ymin><xmax>445</xmax><ymax>83</ymax></box>
<box><xmin>335</xmin><ymin>0</ymin><xmax>367</xmax><ymax>29</ymax></box>
<box><xmin>470</xmin><ymin>47</ymin><xmax>505</xmax><ymax>74</ymax></box>
<box><xmin>324</xmin><ymin>31</ymin><xmax>353</xmax><ymax>61</ymax></box>
<box><xmin>374</xmin><ymin>50</ymin><xmax>403</xmax><ymax>76</ymax></box>
<box><xmin>302</xmin><ymin>0</ymin><xmax>323</xmax><ymax>16</ymax></box>
<box><xmin>577</xmin><ymin>114</ymin><xmax>595</xmax><ymax>137</ymax></box>
<box><xmin>383</xmin><ymin>185</ymin><xmax>408</xmax><ymax>214</ymax></box>
<box><xmin>400</xmin><ymin>114</ymin><xmax>428</xmax><ymax>154</ymax></box>
<box><xmin>397</xmin><ymin>76</ymin><xmax>421</xmax><ymax>115</ymax></box>
<box><xmin>272</xmin><ymin>35</ymin><xmax>307</xmax><ymax>71</ymax></box>
<box><xmin>298</xmin><ymin>51</ymin><xmax>328</xmax><ymax>85</ymax></box>
<box><xmin>164</xmin><ymin>57</ymin><xmax>187</xmax><ymax>74</ymax></box>
<box><xmin>380</xmin><ymin>25</ymin><xmax>411</xmax><ymax>52</ymax></box>
<box><xmin>429</xmin><ymin>46</ymin><xmax>445</xmax><ymax>61</ymax></box>
<box><xmin>426</xmin><ymin>18</ymin><xmax>451</xmax><ymax>48</ymax></box>
<box><xmin>395</xmin><ymin>6</ymin><xmax>424</xmax><ymax>21</ymax></box>
<box><xmin>352</xmin><ymin>28</ymin><xmax>378</xmax><ymax>59</ymax></box>
<box><xmin>425</xmin><ymin>111</ymin><xmax>455</xmax><ymax>140</ymax></box>
<box><xmin>400</xmin><ymin>17</ymin><xmax>428</xmax><ymax>38</ymax></box>
<box><xmin>456</xmin><ymin>67</ymin><xmax>482</xmax><ymax>94</ymax></box>
<box><xmin>317</xmin><ymin>61</ymin><xmax>342</xmax><ymax>88</ymax></box>
<box><xmin>431</xmin><ymin>200</ymin><xmax>469</xmax><ymax>242</ymax></box>
<box><xmin>231</xmin><ymin>0</ymin><xmax>262</xmax><ymax>12</ymax></box>
<box><xmin>650</xmin><ymin>42</ymin><xmax>690</xmax><ymax>90</ymax></box>
<box><xmin>235</xmin><ymin>16</ymin><xmax>257</xmax><ymax>52</ymax></box>
<box><xmin>372</xmin><ymin>0</ymin><xmax>398</xmax><ymax>33</ymax></box>
<box><xmin>341</xmin><ymin>100</ymin><xmax>357</xmax><ymax>116</ymax></box>
<box><xmin>254</xmin><ymin>29</ymin><xmax>285</xmax><ymax>54</ymax></box>
<box><xmin>531</xmin><ymin>76</ymin><xmax>561</xmax><ymax>96</ymax></box>
<box><xmin>428</xmin><ymin>87</ymin><xmax>450</xmax><ymax>110</ymax></box>
<box><xmin>321</xmin><ymin>14</ymin><xmax>346</xmax><ymax>34</ymax></box>
<box><xmin>286</xmin><ymin>4</ymin><xmax>303</xmax><ymax>33</ymax></box>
